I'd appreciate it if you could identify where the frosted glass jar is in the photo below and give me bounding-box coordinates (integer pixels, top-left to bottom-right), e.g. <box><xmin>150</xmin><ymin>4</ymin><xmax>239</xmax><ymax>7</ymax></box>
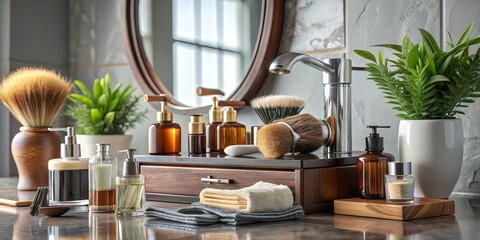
<box><xmin>385</xmin><ymin>162</ymin><xmax>414</xmax><ymax>204</ymax></box>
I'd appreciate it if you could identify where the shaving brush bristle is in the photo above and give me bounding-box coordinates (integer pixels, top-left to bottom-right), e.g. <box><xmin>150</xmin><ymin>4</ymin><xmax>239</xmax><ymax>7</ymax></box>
<box><xmin>0</xmin><ymin>67</ymin><xmax>72</xmax><ymax>127</ymax></box>
<box><xmin>251</xmin><ymin>95</ymin><xmax>304</xmax><ymax>124</ymax></box>
<box><xmin>257</xmin><ymin>124</ymin><xmax>293</xmax><ymax>159</ymax></box>
<box><xmin>257</xmin><ymin>113</ymin><xmax>325</xmax><ymax>159</ymax></box>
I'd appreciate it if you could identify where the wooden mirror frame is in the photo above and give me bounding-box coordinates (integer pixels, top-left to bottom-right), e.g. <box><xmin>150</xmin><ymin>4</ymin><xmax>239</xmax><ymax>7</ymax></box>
<box><xmin>123</xmin><ymin>0</ymin><xmax>284</xmax><ymax>113</ymax></box>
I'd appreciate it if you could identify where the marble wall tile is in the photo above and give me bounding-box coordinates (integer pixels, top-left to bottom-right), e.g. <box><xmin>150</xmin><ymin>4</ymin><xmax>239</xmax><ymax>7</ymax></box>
<box><xmin>95</xmin><ymin>0</ymin><xmax>129</xmax><ymax>65</ymax></box>
<box><xmin>445</xmin><ymin>0</ymin><xmax>480</xmax><ymax>194</ymax></box>
<box><xmin>68</xmin><ymin>66</ymin><xmax>95</xmax><ymax>86</ymax></box>
<box><xmin>68</xmin><ymin>0</ymin><xmax>96</xmax><ymax>66</ymax></box>
<box><xmin>347</xmin><ymin>0</ymin><xmax>441</xmax><ymax>157</ymax></box>
<box><xmin>279</xmin><ymin>0</ymin><xmax>344</xmax><ymax>53</ymax></box>
<box><xmin>347</xmin><ymin>0</ymin><xmax>440</xmax><ymax>66</ymax></box>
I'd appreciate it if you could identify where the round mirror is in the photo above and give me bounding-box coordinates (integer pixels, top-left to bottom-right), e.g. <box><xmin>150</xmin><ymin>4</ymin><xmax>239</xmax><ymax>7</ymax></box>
<box><xmin>123</xmin><ymin>0</ymin><xmax>283</xmax><ymax>113</ymax></box>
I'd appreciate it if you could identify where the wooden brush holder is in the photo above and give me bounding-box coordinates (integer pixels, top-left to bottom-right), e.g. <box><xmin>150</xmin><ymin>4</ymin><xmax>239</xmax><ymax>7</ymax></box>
<box><xmin>11</xmin><ymin>127</ymin><xmax>60</xmax><ymax>190</ymax></box>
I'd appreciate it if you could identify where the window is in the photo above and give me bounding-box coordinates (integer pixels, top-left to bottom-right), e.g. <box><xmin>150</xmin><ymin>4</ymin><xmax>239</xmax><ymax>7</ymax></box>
<box><xmin>172</xmin><ymin>0</ymin><xmax>245</xmax><ymax>106</ymax></box>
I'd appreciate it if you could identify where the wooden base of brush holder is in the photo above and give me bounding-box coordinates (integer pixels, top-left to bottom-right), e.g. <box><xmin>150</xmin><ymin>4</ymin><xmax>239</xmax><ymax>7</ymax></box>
<box><xmin>11</xmin><ymin>127</ymin><xmax>61</xmax><ymax>190</ymax></box>
<box><xmin>137</xmin><ymin>150</ymin><xmax>361</xmax><ymax>214</ymax></box>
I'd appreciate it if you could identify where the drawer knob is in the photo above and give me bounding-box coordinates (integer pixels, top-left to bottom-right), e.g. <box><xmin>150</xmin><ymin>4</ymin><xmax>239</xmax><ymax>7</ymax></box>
<box><xmin>201</xmin><ymin>175</ymin><xmax>232</xmax><ymax>184</ymax></box>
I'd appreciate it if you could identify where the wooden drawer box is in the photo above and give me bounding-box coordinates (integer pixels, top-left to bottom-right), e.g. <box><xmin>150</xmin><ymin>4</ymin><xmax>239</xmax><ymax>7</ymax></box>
<box><xmin>138</xmin><ymin>151</ymin><xmax>359</xmax><ymax>214</ymax></box>
<box><xmin>142</xmin><ymin>165</ymin><xmax>297</xmax><ymax>198</ymax></box>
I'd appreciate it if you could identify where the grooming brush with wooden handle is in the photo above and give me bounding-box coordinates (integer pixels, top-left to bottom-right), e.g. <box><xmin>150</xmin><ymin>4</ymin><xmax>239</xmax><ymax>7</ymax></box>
<box><xmin>223</xmin><ymin>95</ymin><xmax>304</xmax><ymax>156</ymax></box>
<box><xmin>0</xmin><ymin>67</ymin><xmax>72</xmax><ymax>190</ymax></box>
<box><xmin>225</xmin><ymin>113</ymin><xmax>334</xmax><ymax>158</ymax></box>
<box><xmin>257</xmin><ymin>113</ymin><xmax>334</xmax><ymax>159</ymax></box>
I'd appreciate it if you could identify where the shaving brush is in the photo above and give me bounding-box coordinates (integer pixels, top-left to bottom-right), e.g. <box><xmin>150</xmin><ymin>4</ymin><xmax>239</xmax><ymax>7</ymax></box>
<box><xmin>0</xmin><ymin>67</ymin><xmax>72</xmax><ymax>127</ymax></box>
<box><xmin>257</xmin><ymin>113</ymin><xmax>331</xmax><ymax>159</ymax></box>
<box><xmin>0</xmin><ymin>67</ymin><xmax>72</xmax><ymax>190</ymax></box>
<box><xmin>251</xmin><ymin>95</ymin><xmax>304</xmax><ymax>124</ymax></box>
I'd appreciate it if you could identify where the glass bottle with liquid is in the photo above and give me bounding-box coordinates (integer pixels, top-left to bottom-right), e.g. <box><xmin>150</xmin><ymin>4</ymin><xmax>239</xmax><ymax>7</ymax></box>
<box><xmin>206</xmin><ymin>97</ymin><xmax>222</xmax><ymax>153</ymax></box>
<box><xmin>356</xmin><ymin>125</ymin><xmax>395</xmax><ymax>199</ymax></box>
<box><xmin>188</xmin><ymin>115</ymin><xmax>206</xmax><ymax>154</ymax></box>
<box><xmin>116</xmin><ymin>149</ymin><xmax>145</xmax><ymax>216</ymax></box>
<box><xmin>89</xmin><ymin>143</ymin><xmax>117</xmax><ymax>212</ymax></box>
<box><xmin>146</xmin><ymin>94</ymin><xmax>181</xmax><ymax>154</ymax></box>
<box><xmin>217</xmin><ymin>107</ymin><xmax>246</xmax><ymax>153</ymax></box>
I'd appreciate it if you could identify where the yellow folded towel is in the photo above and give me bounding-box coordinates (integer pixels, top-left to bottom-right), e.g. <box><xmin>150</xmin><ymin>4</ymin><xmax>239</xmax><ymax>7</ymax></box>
<box><xmin>199</xmin><ymin>181</ymin><xmax>293</xmax><ymax>213</ymax></box>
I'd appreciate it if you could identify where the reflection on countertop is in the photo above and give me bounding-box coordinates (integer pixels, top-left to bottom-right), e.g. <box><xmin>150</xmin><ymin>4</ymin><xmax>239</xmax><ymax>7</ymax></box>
<box><xmin>1</xmin><ymin>177</ymin><xmax>480</xmax><ymax>239</ymax></box>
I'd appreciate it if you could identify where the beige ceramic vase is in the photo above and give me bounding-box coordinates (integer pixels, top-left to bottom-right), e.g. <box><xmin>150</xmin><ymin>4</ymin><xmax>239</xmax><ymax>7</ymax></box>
<box><xmin>11</xmin><ymin>127</ymin><xmax>61</xmax><ymax>190</ymax></box>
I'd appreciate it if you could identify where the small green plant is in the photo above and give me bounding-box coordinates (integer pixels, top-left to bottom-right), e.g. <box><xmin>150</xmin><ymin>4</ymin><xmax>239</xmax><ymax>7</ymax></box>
<box><xmin>355</xmin><ymin>23</ymin><xmax>480</xmax><ymax>119</ymax></box>
<box><xmin>66</xmin><ymin>73</ymin><xmax>146</xmax><ymax>134</ymax></box>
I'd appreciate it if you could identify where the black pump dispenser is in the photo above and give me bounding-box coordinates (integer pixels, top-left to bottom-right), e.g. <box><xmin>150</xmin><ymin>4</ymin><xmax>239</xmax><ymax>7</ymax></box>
<box><xmin>365</xmin><ymin>125</ymin><xmax>390</xmax><ymax>151</ymax></box>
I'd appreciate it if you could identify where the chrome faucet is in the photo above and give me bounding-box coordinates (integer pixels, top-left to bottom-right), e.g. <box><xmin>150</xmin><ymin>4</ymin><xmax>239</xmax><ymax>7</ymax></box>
<box><xmin>269</xmin><ymin>52</ymin><xmax>352</xmax><ymax>154</ymax></box>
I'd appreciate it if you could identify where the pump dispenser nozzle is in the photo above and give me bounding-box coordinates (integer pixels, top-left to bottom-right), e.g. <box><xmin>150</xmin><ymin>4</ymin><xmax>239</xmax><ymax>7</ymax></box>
<box><xmin>209</xmin><ymin>97</ymin><xmax>222</xmax><ymax>123</ymax></box>
<box><xmin>119</xmin><ymin>149</ymin><xmax>139</xmax><ymax>176</ymax></box>
<box><xmin>48</xmin><ymin>127</ymin><xmax>80</xmax><ymax>159</ymax></box>
<box><xmin>365</xmin><ymin>125</ymin><xmax>390</xmax><ymax>151</ymax></box>
<box><xmin>144</xmin><ymin>94</ymin><xmax>173</xmax><ymax>122</ymax></box>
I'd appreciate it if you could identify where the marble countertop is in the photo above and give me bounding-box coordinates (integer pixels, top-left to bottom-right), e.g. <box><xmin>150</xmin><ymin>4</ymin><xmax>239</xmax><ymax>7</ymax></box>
<box><xmin>1</xmin><ymin>178</ymin><xmax>480</xmax><ymax>239</ymax></box>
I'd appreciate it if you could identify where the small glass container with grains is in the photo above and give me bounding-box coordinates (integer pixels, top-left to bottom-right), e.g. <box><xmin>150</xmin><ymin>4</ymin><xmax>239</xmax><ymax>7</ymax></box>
<box><xmin>385</xmin><ymin>162</ymin><xmax>415</xmax><ymax>204</ymax></box>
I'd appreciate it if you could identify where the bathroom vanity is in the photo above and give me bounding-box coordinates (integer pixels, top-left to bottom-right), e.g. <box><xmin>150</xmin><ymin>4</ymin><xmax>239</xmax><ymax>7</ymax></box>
<box><xmin>136</xmin><ymin>150</ymin><xmax>359</xmax><ymax>214</ymax></box>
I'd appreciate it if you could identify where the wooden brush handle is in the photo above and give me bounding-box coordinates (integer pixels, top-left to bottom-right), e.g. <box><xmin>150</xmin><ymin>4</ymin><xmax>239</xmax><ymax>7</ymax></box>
<box><xmin>196</xmin><ymin>87</ymin><xmax>225</xmax><ymax>96</ymax></box>
<box><xmin>144</xmin><ymin>94</ymin><xmax>168</xmax><ymax>102</ymax></box>
<box><xmin>218</xmin><ymin>100</ymin><xmax>246</xmax><ymax>107</ymax></box>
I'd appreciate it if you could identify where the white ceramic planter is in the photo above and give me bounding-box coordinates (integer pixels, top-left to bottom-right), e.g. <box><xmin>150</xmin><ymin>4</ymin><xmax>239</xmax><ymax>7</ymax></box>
<box><xmin>76</xmin><ymin>135</ymin><xmax>133</xmax><ymax>162</ymax></box>
<box><xmin>398</xmin><ymin>119</ymin><xmax>463</xmax><ymax>198</ymax></box>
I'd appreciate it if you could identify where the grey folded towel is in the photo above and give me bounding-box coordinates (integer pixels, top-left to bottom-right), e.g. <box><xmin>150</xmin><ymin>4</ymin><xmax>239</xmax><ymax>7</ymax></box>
<box><xmin>144</xmin><ymin>206</ymin><xmax>219</xmax><ymax>225</ymax></box>
<box><xmin>145</xmin><ymin>202</ymin><xmax>304</xmax><ymax>226</ymax></box>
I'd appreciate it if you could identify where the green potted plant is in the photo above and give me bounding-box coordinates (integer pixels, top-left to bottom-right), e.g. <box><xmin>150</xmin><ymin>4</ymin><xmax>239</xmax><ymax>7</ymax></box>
<box><xmin>355</xmin><ymin>23</ymin><xmax>480</xmax><ymax>198</ymax></box>
<box><xmin>66</xmin><ymin>73</ymin><xmax>146</xmax><ymax>160</ymax></box>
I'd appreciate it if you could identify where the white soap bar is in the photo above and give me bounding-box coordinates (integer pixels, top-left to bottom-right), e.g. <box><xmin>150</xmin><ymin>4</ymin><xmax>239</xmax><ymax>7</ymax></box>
<box><xmin>224</xmin><ymin>145</ymin><xmax>259</xmax><ymax>156</ymax></box>
<box><xmin>93</xmin><ymin>164</ymin><xmax>112</xmax><ymax>190</ymax></box>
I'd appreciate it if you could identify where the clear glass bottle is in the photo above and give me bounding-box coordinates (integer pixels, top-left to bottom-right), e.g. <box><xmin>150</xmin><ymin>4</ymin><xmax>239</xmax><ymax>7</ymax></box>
<box><xmin>116</xmin><ymin>149</ymin><xmax>145</xmax><ymax>216</ymax></box>
<box><xmin>356</xmin><ymin>126</ymin><xmax>395</xmax><ymax>199</ymax></box>
<box><xmin>89</xmin><ymin>143</ymin><xmax>117</xmax><ymax>212</ymax></box>
<box><xmin>188</xmin><ymin>115</ymin><xmax>206</xmax><ymax>154</ymax></box>
<box><xmin>385</xmin><ymin>162</ymin><xmax>415</xmax><ymax>204</ymax></box>
<box><xmin>217</xmin><ymin>107</ymin><xmax>246</xmax><ymax>153</ymax></box>
<box><xmin>206</xmin><ymin>97</ymin><xmax>222</xmax><ymax>153</ymax></box>
<box><xmin>147</xmin><ymin>94</ymin><xmax>181</xmax><ymax>154</ymax></box>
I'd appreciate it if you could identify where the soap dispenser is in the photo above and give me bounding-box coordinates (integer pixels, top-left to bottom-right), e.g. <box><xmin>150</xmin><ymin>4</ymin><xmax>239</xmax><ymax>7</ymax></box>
<box><xmin>356</xmin><ymin>125</ymin><xmax>395</xmax><ymax>199</ymax></box>
<box><xmin>48</xmin><ymin>127</ymin><xmax>89</xmax><ymax>206</ymax></box>
<box><xmin>116</xmin><ymin>149</ymin><xmax>145</xmax><ymax>216</ymax></box>
<box><xmin>217</xmin><ymin>107</ymin><xmax>246</xmax><ymax>153</ymax></box>
<box><xmin>89</xmin><ymin>143</ymin><xmax>118</xmax><ymax>213</ymax></box>
<box><xmin>145</xmin><ymin>94</ymin><xmax>181</xmax><ymax>154</ymax></box>
<box><xmin>206</xmin><ymin>97</ymin><xmax>222</xmax><ymax>152</ymax></box>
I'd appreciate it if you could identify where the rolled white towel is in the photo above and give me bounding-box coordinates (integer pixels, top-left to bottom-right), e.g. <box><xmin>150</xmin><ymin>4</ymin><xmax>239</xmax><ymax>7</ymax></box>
<box><xmin>199</xmin><ymin>181</ymin><xmax>293</xmax><ymax>213</ymax></box>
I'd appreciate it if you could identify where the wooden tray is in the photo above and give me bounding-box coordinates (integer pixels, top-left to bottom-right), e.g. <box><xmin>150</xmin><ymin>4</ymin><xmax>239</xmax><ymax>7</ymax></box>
<box><xmin>0</xmin><ymin>188</ymin><xmax>35</xmax><ymax>207</ymax></box>
<box><xmin>334</xmin><ymin>197</ymin><xmax>454</xmax><ymax>220</ymax></box>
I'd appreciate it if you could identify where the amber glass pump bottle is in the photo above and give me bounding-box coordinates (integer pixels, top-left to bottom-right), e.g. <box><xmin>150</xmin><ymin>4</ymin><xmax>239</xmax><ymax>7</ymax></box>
<box><xmin>356</xmin><ymin>125</ymin><xmax>395</xmax><ymax>199</ymax></box>
<box><xmin>145</xmin><ymin>94</ymin><xmax>181</xmax><ymax>154</ymax></box>
<box><xmin>217</xmin><ymin>107</ymin><xmax>246</xmax><ymax>153</ymax></box>
<box><xmin>206</xmin><ymin>97</ymin><xmax>222</xmax><ymax>152</ymax></box>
